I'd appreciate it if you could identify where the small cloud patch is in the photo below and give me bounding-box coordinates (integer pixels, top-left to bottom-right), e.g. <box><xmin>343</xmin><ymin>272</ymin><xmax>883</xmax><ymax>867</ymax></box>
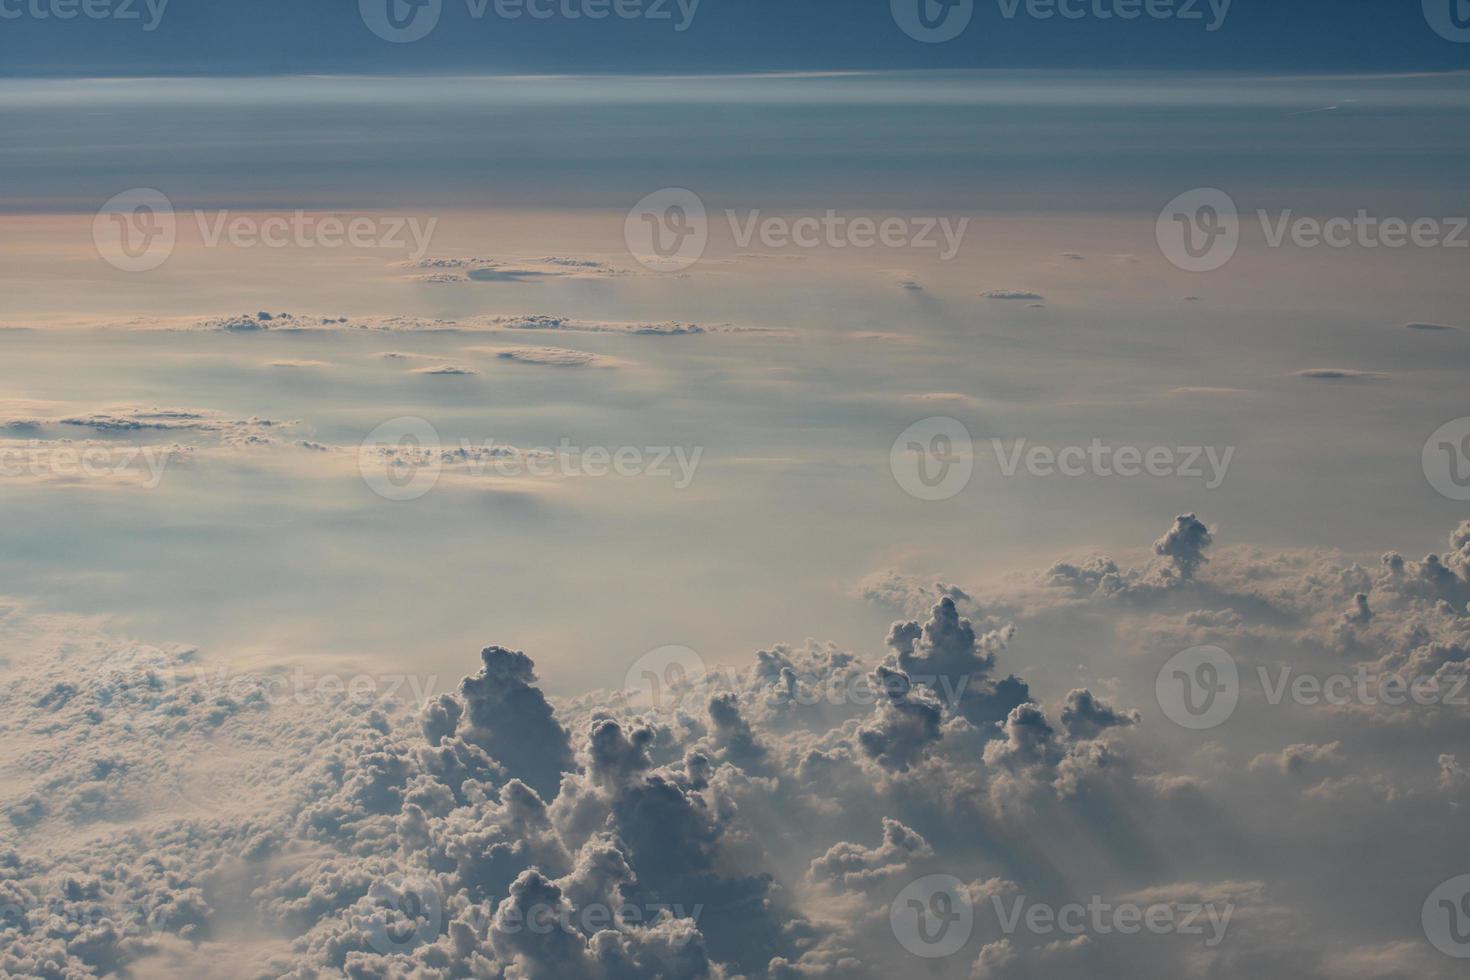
<box><xmin>1292</xmin><ymin>369</ymin><xmax>1390</xmax><ymax>381</ymax></box>
<box><xmin>469</xmin><ymin>346</ymin><xmax>625</xmax><ymax>368</ymax></box>
<box><xmin>981</xmin><ymin>289</ymin><xmax>1044</xmax><ymax>301</ymax></box>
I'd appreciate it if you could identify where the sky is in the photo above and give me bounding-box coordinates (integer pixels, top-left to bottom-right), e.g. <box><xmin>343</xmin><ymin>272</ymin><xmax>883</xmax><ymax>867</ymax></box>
<box><xmin>4</xmin><ymin>9</ymin><xmax>1470</xmax><ymax>980</ymax></box>
<box><xmin>2</xmin><ymin>0</ymin><xmax>1470</xmax><ymax>75</ymax></box>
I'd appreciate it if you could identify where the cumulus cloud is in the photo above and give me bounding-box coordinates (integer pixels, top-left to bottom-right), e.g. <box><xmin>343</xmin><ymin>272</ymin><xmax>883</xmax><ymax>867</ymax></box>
<box><xmin>807</xmin><ymin>818</ymin><xmax>932</xmax><ymax>888</ymax></box>
<box><xmin>445</xmin><ymin>646</ymin><xmax>575</xmax><ymax>800</ymax></box>
<box><xmin>1249</xmin><ymin>742</ymin><xmax>1343</xmax><ymax>776</ymax></box>
<box><xmin>0</xmin><ymin>403</ymin><xmax>294</xmax><ymax>488</ymax></box>
<box><xmin>858</xmin><ymin>571</ymin><xmax>973</xmax><ymax>618</ymax></box>
<box><xmin>1153</xmin><ymin>512</ymin><xmax>1213</xmax><ymax>580</ymax></box>
<box><xmin>884</xmin><ymin>596</ymin><xmax>1030</xmax><ymax>729</ymax></box>
<box><xmin>970</xmin><ymin>938</ymin><xmax>1018</xmax><ymax>978</ymax></box>
<box><xmin>1319</xmin><ymin>940</ymin><xmax>1452</xmax><ymax>978</ymax></box>
<box><xmin>1058</xmin><ymin>689</ymin><xmax>1139</xmax><ymax>739</ymax></box>
<box><xmin>856</xmin><ymin>666</ymin><xmax>947</xmax><ymax>772</ymax></box>
<box><xmin>6</xmin><ymin>512</ymin><xmax>1470</xmax><ymax>978</ymax></box>
<box><xmin>44</xmin><ymin>407</ymin><xmax>289</xmax><ymax>437</ymax></box>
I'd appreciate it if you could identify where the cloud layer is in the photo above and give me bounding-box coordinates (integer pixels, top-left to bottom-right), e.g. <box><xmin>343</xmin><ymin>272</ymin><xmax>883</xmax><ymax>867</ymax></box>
<box><xmin>4</xmin><ymin>514</ymin><xmax>1469</xmax><ymax>977</ymax></box>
